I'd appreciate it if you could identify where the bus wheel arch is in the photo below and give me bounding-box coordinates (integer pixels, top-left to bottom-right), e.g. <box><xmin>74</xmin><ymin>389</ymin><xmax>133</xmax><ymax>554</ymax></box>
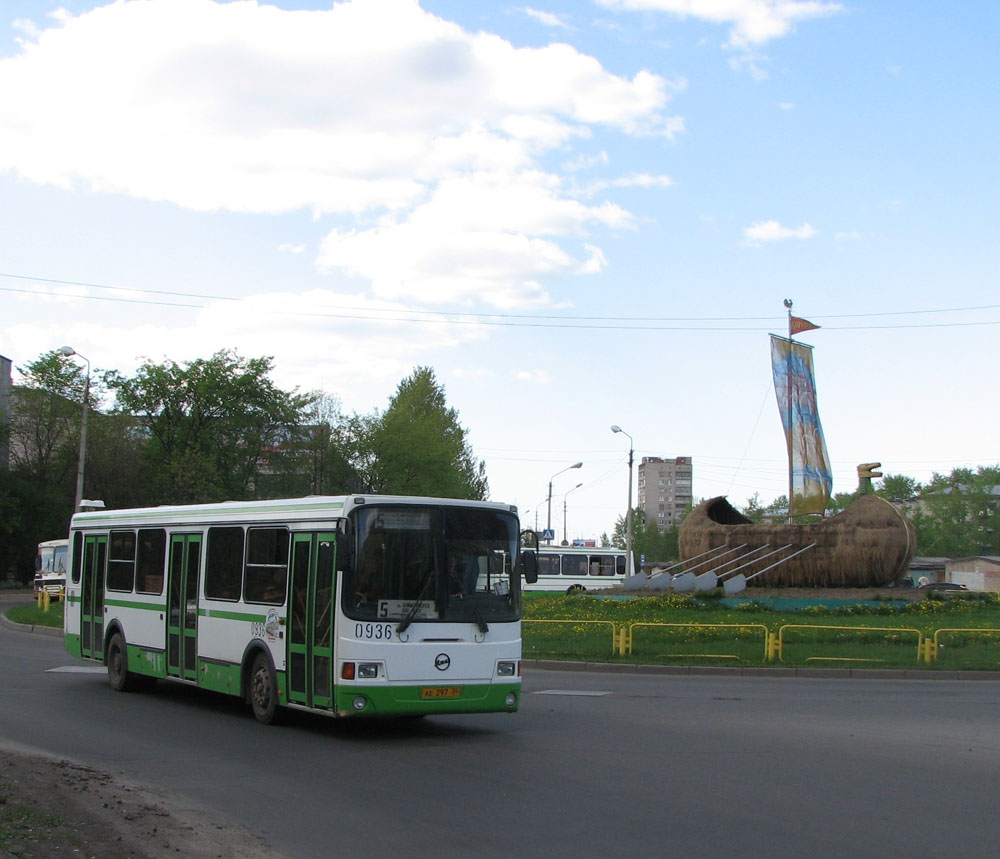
<box><xmin>566</xmin><ymin>584</ymin><xmax>586</xmax><ymax>594</ymax></box>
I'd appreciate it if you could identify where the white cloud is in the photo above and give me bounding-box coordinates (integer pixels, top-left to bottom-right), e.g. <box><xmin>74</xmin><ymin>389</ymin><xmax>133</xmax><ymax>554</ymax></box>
<box><xmin>2</xmin><ymin>286</ymin><xmax>487</xmax><ymax>405</ymax></box>
<box><xmin>596</xmin><ymin>0</ymin><xmax>843</xmax><ymax>49</ymax></box>
<box><xmin>743</xmin><ymin>220</ymin><xmax>817</xmax><ymax>243</ymax></box>
<box><xmin>835</xmin><ymin>230</ymin><xmax>861</xmax><ymax>241</ymax></box>
<box><xmin>317</xmin><ymin>172</ymin><xmax>631</xmax><ymax>306</ymax></box>
<box><xmin>0</xmin><ymin>0</ymin><xmax>681</xmax><ymax>309</ymax></box>
<box><xmin>278</xmin><ymin>243</ymin><xmax>306</xmax><ymax>255</ymax></box>
<box><xmin>580</xmin><ymin>172</ymin><xmax>676</xmax><ymax>195</ymax></box>
<box><xmin>523</xmin><ymin>7</ymin><xmax>572</xmax><ymax>29</ymax></box>
<box><xmin>563</xmin><ymin>151</ymin><xmax>611</xmax><ymax>171</ymax></box>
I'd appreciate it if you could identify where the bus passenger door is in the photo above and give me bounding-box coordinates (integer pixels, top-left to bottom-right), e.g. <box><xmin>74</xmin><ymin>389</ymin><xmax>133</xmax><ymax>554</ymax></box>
<box><xmin>167</xmin><ymin>534</ymin><xmax>201</xmax><ymax>681</ymax></box>
<box><xmin>80</xmin><ymin>535</ymin><xmax>107</xmax><ymax>659</ymax></box>
<box><xmin>287</xmin><ymin>533</ymin><xmax>337</xmax><ymax>710</ymax></box>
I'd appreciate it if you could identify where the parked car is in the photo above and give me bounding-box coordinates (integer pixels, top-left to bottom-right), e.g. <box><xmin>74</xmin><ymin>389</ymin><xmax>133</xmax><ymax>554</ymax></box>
<box><xmin>917</xmin><ymin>581</ymin><xmax>969</xmax><ymax>591</ymax></box>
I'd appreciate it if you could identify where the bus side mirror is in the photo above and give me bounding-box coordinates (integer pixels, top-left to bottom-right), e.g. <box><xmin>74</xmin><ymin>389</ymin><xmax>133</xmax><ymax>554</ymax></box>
<box><xmin>334</xmin><ymin>532</ymin><xmax>354</xmax><ymax>574</ymax></box>
<box><xmin>520</xmin><ymin>550</ymin><xmax>538</xmax><ymax>584</ymax></box>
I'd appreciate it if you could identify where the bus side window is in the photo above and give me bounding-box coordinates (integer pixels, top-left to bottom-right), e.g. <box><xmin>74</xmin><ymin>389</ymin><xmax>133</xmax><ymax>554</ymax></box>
<box><xmin>72</xmin><ymin>532</ymin><xmax>83</xmax><ymax>584</ymax></box>
<box><xmin>244</xmin><ymin>528</ymin><xmax>289</xmax><ymax>605</ymax></box>
<box><xmin>538</xmin><ymin>554</ymin><xmax>559</xmax><ymax>576</ymax></box>
<box><xmin>206</xmin><ymin>527</ymin><xmax>244</xmax><ymax>601</ymax></box>
<box><xmin>107</xmin><ymin>531</ymin><xmax>137</xmax><ymax>592</ymax></box>
<box><xmin>137</xmin><ymin>529</ymin><xmax>166</xmax><ymax>595</ymax></box>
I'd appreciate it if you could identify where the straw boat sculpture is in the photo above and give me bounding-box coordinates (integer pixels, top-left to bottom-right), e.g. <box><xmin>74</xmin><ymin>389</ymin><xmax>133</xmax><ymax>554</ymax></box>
<box><xmin>677</xmin><ymin>494</ymin><xmax>916</xmax><ymax>588</ymax></box>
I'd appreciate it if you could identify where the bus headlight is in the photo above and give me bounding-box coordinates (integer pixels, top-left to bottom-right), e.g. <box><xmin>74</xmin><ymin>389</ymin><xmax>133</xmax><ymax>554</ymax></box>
<box><xmin>497</xmin><ymin>661</ymin><xmax>516</xmax><ymax>677</ymax></box>
<box><xmin>352</xmin><ymin>696</ymin><xmax>368</xmax><ymax>711</ymax></box>
<box><xmin>505</xmin><ymin>692</ymin><xmax>517</xmax><ymax>707</ymax></box>
<box><xmin>358</xmin><ymin>663</ymin><xmax>379</xmax><ymax>679</ymax></box>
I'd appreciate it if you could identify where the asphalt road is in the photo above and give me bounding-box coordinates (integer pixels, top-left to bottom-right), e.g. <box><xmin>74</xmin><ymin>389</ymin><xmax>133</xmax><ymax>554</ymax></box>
<box><xmin>3</xmin><ymin>619</ymin><xmax>1000</xmax><ymax>858</ymax></box>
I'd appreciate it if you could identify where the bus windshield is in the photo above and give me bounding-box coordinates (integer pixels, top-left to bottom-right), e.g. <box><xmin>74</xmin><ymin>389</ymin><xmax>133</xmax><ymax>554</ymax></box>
<box><xmin>343</xmin><ymin>505</ymin><xmax>520</xmax><ymax>623</ymax></box>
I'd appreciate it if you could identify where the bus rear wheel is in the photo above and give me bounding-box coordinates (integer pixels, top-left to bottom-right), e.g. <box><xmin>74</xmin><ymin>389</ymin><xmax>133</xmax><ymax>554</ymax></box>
<box><xmin>248</xmin><ymin>652</ymin><xmax>283</xmax><ymax>725</ymax></box>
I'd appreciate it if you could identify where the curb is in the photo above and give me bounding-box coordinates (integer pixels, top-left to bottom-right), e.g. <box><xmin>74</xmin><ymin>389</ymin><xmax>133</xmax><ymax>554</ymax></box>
<box><xmin>522</xmin><ymin>658</ymin><xmax>1000</xmax><ymax>681</ymax></box>
<box><xmin>0</xmin><ymin>612</ymin><xmax>64</xmax><ymax>638</ymax></box>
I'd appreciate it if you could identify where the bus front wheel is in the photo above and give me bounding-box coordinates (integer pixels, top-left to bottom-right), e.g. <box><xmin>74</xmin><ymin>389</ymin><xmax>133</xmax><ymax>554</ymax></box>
<box><xmin>248</xmin><ymin>652</ymin><xmax>283</xmax><ymax>725</ymax></box>
<box><xmin>107</xmin><ymin>633</ymin><xmax>139</xmax><ymax>692</ymax></box>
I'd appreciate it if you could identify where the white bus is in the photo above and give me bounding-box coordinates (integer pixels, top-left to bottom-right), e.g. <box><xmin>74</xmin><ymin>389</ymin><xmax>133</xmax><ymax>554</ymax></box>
<box><xmin>529</xmin><ymin>545</ymin><xmax>632</xmax><ymax>593</ymax></box>
<box><xmin>64</xmin><ymin>495</ymin><xmax>537</xmax><ymax>723</ymax></box>
<box><xmin>34</xmin><ymin>538</ymin><xmax>68</xmax><ymax>598</ymax></box>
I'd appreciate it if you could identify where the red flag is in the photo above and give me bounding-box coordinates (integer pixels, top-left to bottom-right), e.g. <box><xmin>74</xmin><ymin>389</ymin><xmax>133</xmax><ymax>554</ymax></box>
<box><xmin>790</xmin><ymin>316</ymin><xmax>820</xmax><ymax>335</ymax></box>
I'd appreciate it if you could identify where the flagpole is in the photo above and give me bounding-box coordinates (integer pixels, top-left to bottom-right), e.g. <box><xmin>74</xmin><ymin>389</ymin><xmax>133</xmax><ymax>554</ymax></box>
<box><xmin>783</xmin><ymin>298</ymin><xmax>794</xmax><ymax>523</ymax></box>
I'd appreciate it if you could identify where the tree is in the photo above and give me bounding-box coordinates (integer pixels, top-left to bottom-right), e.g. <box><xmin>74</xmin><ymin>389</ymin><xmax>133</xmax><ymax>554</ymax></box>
<box><xmin>82</xmin><ymin>411</ymin><xmax>157</xmax><ymax>509</ymax></box>
<box><xmin>827</xmin><ymin>491</ymin><xmax>859</xmax><ymax>514</ymax></box>
<box><xmin>0</xmin><ymin>470</ymin><xmax>70</xmax><ymax>584</ymax></box>
<box><xmin>4</xmin><ymin>350</ymin><xmax>155</xmax><ymax>541</ymax></box>
<box><xmin>741</xmin><ymin>493</ymin><xmax>766</xmax><ymax>523</ymax></box>
<box><xmin>876</xmin><ymin>473</ymin><xmax>920</xmax><ymax>502</ymax></box>
<box><xmin>106</xmin><ymin>351</ymin><xmax>314</xmax><ymax>504</ymax></box>
<box><xmin>911</xmin><ymin>466</ymin><xmax>1000</xmax><ymax>556</ymax></box>
<box><xmin>359</xmin><ymin>367</ymin><xmax>489</xmax><ymax>499</ymax></box>
<box><xmin>7</xmin><ymin>350</ymin><xmax>88</xmax><ymax>489</ymax></box>
<box><xmin>609</xmin><ymin>507</ymin><xmax>680</xmax><ymax>565</ymax></box>
<box><xmin>261</xmin><ymin>393</ymin><xmax>363</xmax><ymax>497</ymax></box>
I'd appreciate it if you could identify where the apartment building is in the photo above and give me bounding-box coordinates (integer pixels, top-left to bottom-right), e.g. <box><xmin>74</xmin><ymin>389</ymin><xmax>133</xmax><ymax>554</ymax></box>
<box><xmin>636</xmin><ymin>455</ymin><xmax>692</xmax><ymax>532</ymax></box>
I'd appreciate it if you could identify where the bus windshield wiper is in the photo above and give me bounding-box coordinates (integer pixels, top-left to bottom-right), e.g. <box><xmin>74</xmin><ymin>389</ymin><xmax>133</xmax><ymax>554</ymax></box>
<box><xmin>447</xmin><ymin>567</ymin><xmax>488</xmax><ymax>635</ymax></box>
<box><xmin>467</xmin><ymin>599</ymin><xmax>488</xmax><ymax>635</ymax></box>
<box><xmin>396</xmin><ymin>570</ymin><xmax>435</xmax><ymax>635</ymax></box>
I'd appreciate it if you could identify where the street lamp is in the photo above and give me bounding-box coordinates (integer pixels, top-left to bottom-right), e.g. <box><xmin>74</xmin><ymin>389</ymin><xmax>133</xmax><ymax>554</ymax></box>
<box><xmin>524</xmin><ymin>497</ymin><xmax>548</xmax><ymax>534</ymax></box>
<box><xmin>611</xmin><ymin>425</ymin><xmax>634</xmax><ymax>575</ymax></box>
<box><xmin>562</xmin><ymin>482</ymin><xmax>583</xmax><ymax>546</ymax></box>
<box><xmin>58</xmin><ymin>346</ymin><xmax>91</xmax><ymax>512</ymax></box>
<box><xmin>547</xmin><ymin>462</ymin><xmax>582</xmax><ymax>542</ymax></box>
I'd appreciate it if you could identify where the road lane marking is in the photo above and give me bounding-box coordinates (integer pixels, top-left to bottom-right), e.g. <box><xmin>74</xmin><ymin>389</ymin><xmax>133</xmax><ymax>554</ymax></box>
<box><xmin>46</xmin><ymin>666</ymin><xmax>106</xmax><ymax>674</ymax></box>
<box><xmin>533</xmin><ymin>689</ymin><xmax>612</xmax><ymax>696</ymax></box>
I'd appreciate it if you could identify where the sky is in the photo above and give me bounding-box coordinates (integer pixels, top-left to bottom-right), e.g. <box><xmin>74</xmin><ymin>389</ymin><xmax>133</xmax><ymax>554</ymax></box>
<box><xmin>2</xmin><ymin>0</ymin><xmax>998</xmax><ymax>542</ymax></box>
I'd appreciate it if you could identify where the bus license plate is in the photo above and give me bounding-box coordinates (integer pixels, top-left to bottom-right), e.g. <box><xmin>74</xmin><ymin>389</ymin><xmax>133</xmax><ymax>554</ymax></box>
<box><xmin>420</xmin><ymin>686</ymin><xmax>462</xmax><ymax>699</ymax></box>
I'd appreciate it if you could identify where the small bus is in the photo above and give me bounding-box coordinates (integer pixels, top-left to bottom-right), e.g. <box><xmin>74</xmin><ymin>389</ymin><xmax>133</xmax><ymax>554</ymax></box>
<box><xmin>64</xmin><ymin>495</ymin><xmax>537</xmax><ymax>723</ymax></box>
<box><xmin>529</xmin><ymin>545</ymin><xmax>632</xmax><ymax>593</ymax></box>
<box><xmin>34</xmin><ymin>538</ymin><xmax>68</xmax><ymax>598</ymax></box>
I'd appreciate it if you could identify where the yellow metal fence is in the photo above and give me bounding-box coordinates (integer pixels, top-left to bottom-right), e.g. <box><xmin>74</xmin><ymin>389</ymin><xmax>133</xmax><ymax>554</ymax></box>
<box><xmin>523</xmin><ymin>618</ymin><xmax>998</xmax><ymax>665</ymax></box>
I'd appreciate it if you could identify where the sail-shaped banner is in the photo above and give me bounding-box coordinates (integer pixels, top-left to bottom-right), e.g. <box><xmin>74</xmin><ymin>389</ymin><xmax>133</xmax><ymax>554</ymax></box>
<box><xmin>770</xmin><ymin>334</ymin><xmax>833</xmax><ymax>515</ymax></box>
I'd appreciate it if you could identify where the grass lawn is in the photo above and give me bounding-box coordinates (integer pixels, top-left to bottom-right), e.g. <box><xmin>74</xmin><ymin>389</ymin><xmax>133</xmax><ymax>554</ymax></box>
<box><xmin>6</xmin><ymin>602</ymin><xmax>64</xmax><ymax>629</ymax></box>
<box><xmin>523</xmin><ymin>591</ymin><xmax>1000</xmax><ymax>670</ymax></box>
<box><xmin>7</xmin><ymin>591</ymin><xmax>999</xmax><ymax>670</ymax></box>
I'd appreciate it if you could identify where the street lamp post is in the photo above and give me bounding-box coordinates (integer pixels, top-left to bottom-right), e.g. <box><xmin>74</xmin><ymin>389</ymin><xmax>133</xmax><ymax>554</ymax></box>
<box><xmin>58</xmin><ymin>346</ymin><xmax>91</xmax><ymax>512</ymax></box>
<box><xmin>547</xmin><ymin>462</ymin><xmax>582</xmax><ymax>542</ymax></box>
<box><xmin>611</xmin><ymin>425</ymin><xmax>634</xmax><ymax>575</ymax></box>
<box><xmin>562</xmin><ymin>482</ymin><xmax>583</xmax><ymax>545</ymax></box>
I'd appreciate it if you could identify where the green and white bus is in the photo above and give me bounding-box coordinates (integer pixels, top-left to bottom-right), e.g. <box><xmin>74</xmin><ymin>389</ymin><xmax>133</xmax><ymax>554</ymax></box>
<box><xmin>530</xmin><ymin>545</ymin><xmax>632</xmax><ymax>594</ymax></box>
<box><xmin>64</xmin><ymin>495</ymin><xmax>537</xmax><ymax>723</ymax></box>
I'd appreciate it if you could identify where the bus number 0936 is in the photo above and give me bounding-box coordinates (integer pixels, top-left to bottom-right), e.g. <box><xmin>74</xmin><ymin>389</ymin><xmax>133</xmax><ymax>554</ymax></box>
<box><xmin>355</xmin><ymin>623</ymin><xmax>393</xmax><ymax>641</ymax></box>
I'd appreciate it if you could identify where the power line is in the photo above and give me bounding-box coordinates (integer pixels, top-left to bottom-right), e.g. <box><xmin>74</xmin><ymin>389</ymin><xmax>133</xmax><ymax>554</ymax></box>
<box><xmin>3</xmin><ymin>272</ymin><xmax>1000</xmax><ymax>330</ymax></box>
